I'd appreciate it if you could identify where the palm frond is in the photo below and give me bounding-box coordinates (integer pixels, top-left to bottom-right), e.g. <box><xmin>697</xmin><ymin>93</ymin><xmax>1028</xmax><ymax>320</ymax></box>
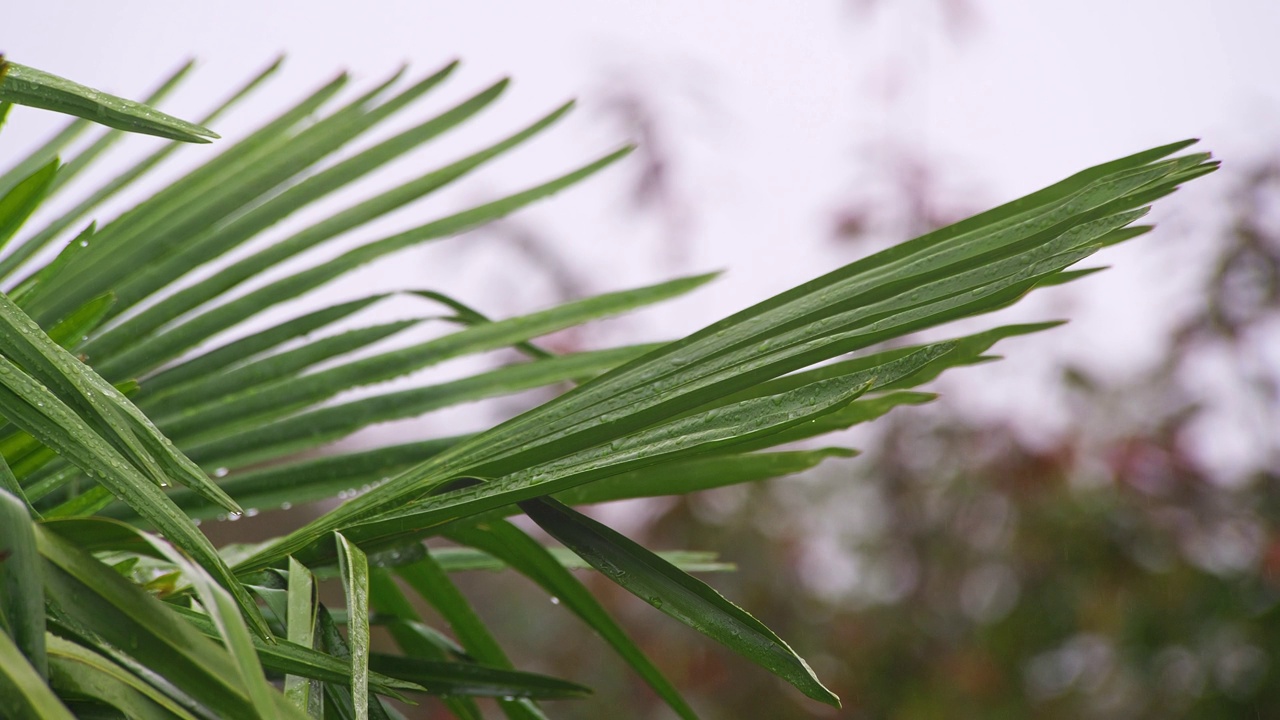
<box><xmin>0</xmin><ymin>55</ymin><xmax>1217</xmax><ymax>717</ymax></box>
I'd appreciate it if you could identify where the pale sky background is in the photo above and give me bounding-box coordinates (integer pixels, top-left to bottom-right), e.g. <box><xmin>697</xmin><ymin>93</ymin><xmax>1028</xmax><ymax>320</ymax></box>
<box><xmin>4</xmin><ymin>1</ymin><xmax>1279</xmax><ymax>480</ymax></box>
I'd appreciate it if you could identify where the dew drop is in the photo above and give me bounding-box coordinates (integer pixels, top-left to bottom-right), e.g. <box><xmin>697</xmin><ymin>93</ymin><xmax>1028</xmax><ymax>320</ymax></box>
<box><xmin>280</xmin><ymin>502</ymin><xmax>293</xmax><ymax>511</ymax></box>
<box><xmin>549</xmin><ymin>596</ymin><xmax>560</xmax><ymax>605</ymax></box>
<box><xmin>213</xmin><ymin>467</ymin><xmax>229</xmax><ymax>478</ymax></box>
<box><xmin>244</xmin><ymin>508</ymin><xmax>260</xmax><ymax>518</ymax></box>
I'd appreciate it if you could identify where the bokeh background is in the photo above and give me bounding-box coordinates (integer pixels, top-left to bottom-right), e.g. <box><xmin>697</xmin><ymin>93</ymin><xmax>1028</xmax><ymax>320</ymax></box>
<box><xmin>5</xmin><ymin>2</ymin><xmax>1280</xmax><ymax>718</ymax></box>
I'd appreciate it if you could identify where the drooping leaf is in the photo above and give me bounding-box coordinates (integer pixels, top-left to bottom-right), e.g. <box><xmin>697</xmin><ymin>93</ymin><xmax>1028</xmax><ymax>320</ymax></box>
<box><xmin>523</xmin><ymin>497</ymin><xmax>838</xmax><ymax>706</ymax></box>
<box><xmin>447</xmin><ymin>521</ymin><xmax>700</xmax><ymax>720</ymax></box>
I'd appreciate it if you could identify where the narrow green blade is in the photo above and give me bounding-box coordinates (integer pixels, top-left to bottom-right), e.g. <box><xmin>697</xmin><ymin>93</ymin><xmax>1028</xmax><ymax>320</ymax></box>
<box><xmin>180</xmin><ymin>343</ymin><xmax>657</xmax><ymax>469</ymax></box>
<box><xmin>0</xmin><ymin>488</ymin><xmax>45</xmax><ymax>677</ymax></box>
<box><xmin>0</xmin><ymin>357</ymin><xmax>267</xmax><ymax>638</ymax></box>
<box><xmin>167</xmin><ymin>601</ymin><xmax>422</xmax><ymax>699</ymax></box>
<box><xmin>49</xmin><ymin>60</ymin><xmax>196</xmax><ymax>193</ymax></box>
<box><xmin>0</xmin><ymin>293</ymin><xmax>241</xmax><ymax>514</ymax></box>
<box><xmin>0</xmin><ymin>83</ymin><xmax>90</xmax><ymax>202</ymax></box>
<box><xmin>46</xmin><ymin>293</ymin><xmax>115</xmax><ymax>352</ymax></box>
<box><xmin>92</xmin><ymin>146</ymin><xmax>638</xmax><ymax>380</ymax></box>
<box><xmin>367</xmin><ymin>572</ymin><xmax>488</xmax><ymax>720</ymax></box>
<box><xmin>85</xmin><ymin>97</ymin><xmax>573</xmax><ymax>369</ymax></box>
<box><xmin>316</xmin><ymin>605</ymin><xmax>395</xmax><ymax>720</ymax></box>
<box><xmin>112</xmin><ymin>436</ymin><xmax>461</xmax><ymax>521</ymax></box>
<box><xmin>448</xmin><ymin>521</ymin><xmax>699</xmax><ymax>720</ymax></box>
<box><xmin>0</xmin><ymin>57</ymin><xmax>284</xmax><ymax>283</ymax></box>
<box><xmin>335</xmin><ymin>532</ymin><xmax>371</xmax><ymax>720</ymax></box>
<box><xmin>144</xmin><ymin>318</ymin><xmax>422</xmax><ymax>419</ymax></box>
<box><xmin>139</xmin><ymin>534</ymin><xmax>287</xmax><ymax>720</ymax></box>
<box><xmin>285</xmin><ymin>557</ymin><xmax>319</xmax><ymax>715</ymax></box>
<box><xmin>329</xmin><ymin>372</ymin><xmax>876</xmax><ymax>552</ymax></box>
<box><xmin>37</xmin><ymin>526</ymin><xmax>266</xmax><ymax>718</ymax></box>
<box><xmin>373</xmin><ymin>567</ymin><xmax>526</xmax><ymax>719</ymax></box>
<box><xmin>553</xmin><ymin>448</ymin><xmax>857</xmax><ymax>506</ymax></box>
<box><xmin>0</xmin><ymin>452</ymin><xmax>38</xmax><ymax>516</ymax></box>
<box><xmin>0</xmin><ymin>630</ymin><xmax>74</xmax><ymax>720</ymax></box>
<box><xmin>153</xmin><ymin>274</ymin><xmax>708</xmax><ymax>443</ymax></box>
<box><xmin>46</xmin><ymin>635</ymin><xmax>201</xmax><ymax>720</ymax></box>
<box><xmin>368</xmin><ymin>654</ymin><xmax>591</xmax><ymax>700</ymax></box>
<box><xmin>0</xmin><ymin>159</ymin><xmax>58</xmax><ymax>254</ymax></box>
<box><xmin>138</xmin><ymin>294</ymin><xmax>388</xmax><ymax>397</ymax></box>
<box><xmin>425</xmin><ymin>547</ymin><xmax>733</xmax><ymax>574</ymax></box>
<box><xmin>0</xmin><ymin>61</ymin><xmax>217</xmax><ymax>142</ymax></box>
<box><xmin>522</xmin><ymin>497</ymin><xmax>838</xmax><ymax>707</ymax></box>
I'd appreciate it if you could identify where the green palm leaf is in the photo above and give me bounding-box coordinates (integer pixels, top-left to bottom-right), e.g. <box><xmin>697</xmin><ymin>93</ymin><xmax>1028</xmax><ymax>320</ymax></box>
<box><xmin>0</xmin><ymin>53</ymin><xmax>1218</xmax><ymax>715</ymax></box>
<box><xmin>0</xmin><ymin>58</ymin><xmax>216</xmax><ymax>143</ymax></box>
